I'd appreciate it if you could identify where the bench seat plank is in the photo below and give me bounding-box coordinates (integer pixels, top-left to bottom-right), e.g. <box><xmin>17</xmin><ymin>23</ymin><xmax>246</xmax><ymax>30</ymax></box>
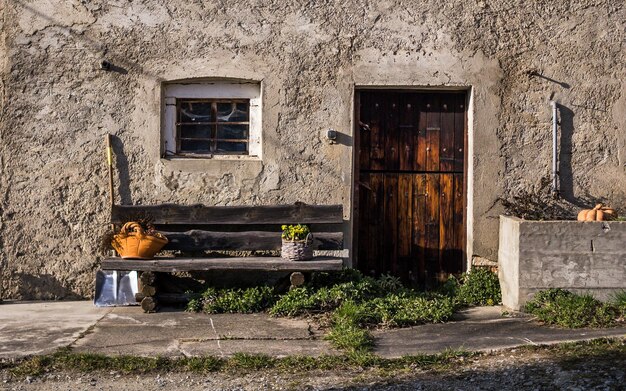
<box><xmin>112</xmin><ymin>204</ymin><xmax>343</xmax><ymax>225</ymax></box>
<box><xmin>102</xmin><ymin>256</ymin><xmax>344</xmax><ymax>272</ymax></box>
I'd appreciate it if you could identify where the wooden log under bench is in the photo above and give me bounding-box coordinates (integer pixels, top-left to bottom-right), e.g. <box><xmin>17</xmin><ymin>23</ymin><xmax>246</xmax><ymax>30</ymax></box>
<box><xmin>102</xmin><ymin>256</ymin><xmax>344</xmax><ymax>273</ymax></box>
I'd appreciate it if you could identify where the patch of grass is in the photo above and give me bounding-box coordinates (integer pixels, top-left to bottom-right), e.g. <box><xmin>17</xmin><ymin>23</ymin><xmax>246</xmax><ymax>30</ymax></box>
<box><xmin>6</xmin><ymin>346</ymin><xmax>476</xmax><ymax>378</ymax></box>
<box><xmin>182</xmin><ymin>356</ymin><xmax>224</xmax><ymax>372</ymax></box>
<box><xmin>9</xmin><ymin>339</ymin><xmax>625</xmax><ymax>379</ymax></box>
<box><xmin>365</xmin><ymin>293</ymin><xmax>456</xmax><ymax>327</ymax></box>
<box><xmin>269</xmin><ymin>277</ymin><xmax>392</xmax><ymax>317</ymax></box>
<box><xmin>275</xmin><ymin>355</ymin><xmax>345</xmax><ymax>371</ymax></box>
<box><xmin>9</xmin><ymin>355</ymin><xmax>53</xmax><ymax>378</ymax></box>
<box><xmin>324</xmin><ymin>295</ymin><xmax>456</xmax><ymax>353</ymax></box>
<box><xmin>325</xmin><ymin>301</ymin><xmax>375</xmax><ymax>353</ymax></box>
<box><xmin>266</xmin><ymin>287</ymin><xmax>318</xmax><ymax>316</ymax></box>
<box><xmin>520</xmin><ymin>337</ymin><xmax>626</xmax><ymax>365</ymax></box>
<box><xmin>524</xmin><ymin>288</ymin><xmax>620</xmax><ymax>328</ymax></box>
<box><xmin>187</xmin><ymin>286</ymin><xmax>277</xmax><ymax>314</ymax></box>
<box><xmin>326</xmin><ymin>321</ymin><xmax>374</xmax><ymax>353</ymax></box>
<box><xmin>10</xmin><ymin>348</ymin><xmax>176</xmax><ymax>378</ymax></box>
<box><xmin>611</xmin><ymin>290</ymin><xmax>626</xmax><ymax>316</ymax></box>
<box><xmin>455</xmin><ymin>267</ymin><xmax>502</xmax><ymax>306</ymax></box>
<box><xmin>228</xmin><ymin>353</ymin><xmax>276</xmax><ymax>370</ymax></box>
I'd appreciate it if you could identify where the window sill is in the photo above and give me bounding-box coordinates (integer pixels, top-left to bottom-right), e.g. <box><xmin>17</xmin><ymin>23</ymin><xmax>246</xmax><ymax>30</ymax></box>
<box><xmin>159</xmin><ymin>154</ymin><xmax>263</xmax><ymax>173</ymax></box>
<box><xmin>162</xmin><ymin>154</ymin><xmax>262</xmax><ymax>162</ymax></box>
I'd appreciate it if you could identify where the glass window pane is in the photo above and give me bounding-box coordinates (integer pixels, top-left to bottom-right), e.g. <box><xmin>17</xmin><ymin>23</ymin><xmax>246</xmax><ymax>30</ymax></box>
<box><xmin>180</xmin><ymin>124</ymin><xmax>212</xmax><ymax>139</ymax></box>
<box><xmin>216</xmin><ymin>141</ymin><xmax>248</xmax><ymax>153</ymax></box>
<box><xmin>216</xmin><ymin>102</ymin><xmax>249</xmax><ymax>122</ymax></box>
<box><xmin>180</xmin><ymin>101</ymin><xmax>213</xmax><ymax>122</ymax></box>
<box><xmin>180</xmin><ymin>140</ymin><xmax>211</xmax><ymax>152</ymax></box>
<box><xmin>217</xmin><ymin>124</ymin><xmax>248</xmax><ymax>140</ymax></box>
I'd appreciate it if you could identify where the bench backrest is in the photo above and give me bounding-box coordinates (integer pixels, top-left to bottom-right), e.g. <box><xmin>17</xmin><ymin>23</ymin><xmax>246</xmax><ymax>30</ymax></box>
<box><xmin>111</xmin><ymin>203</ymin><xmax>344</xmax><ymax>252</ymax></box>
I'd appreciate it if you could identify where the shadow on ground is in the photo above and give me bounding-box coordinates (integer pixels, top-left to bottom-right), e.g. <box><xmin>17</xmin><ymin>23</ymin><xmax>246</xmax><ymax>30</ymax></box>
<box><xmin>336</xmin><ymin>344</ymin><xmax>626</xmax><ymax>390</ymax></box>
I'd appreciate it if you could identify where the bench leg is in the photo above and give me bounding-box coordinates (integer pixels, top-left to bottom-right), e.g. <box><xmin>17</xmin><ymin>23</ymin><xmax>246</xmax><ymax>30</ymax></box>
<box><xmin>289</xmin><ymin>272</ymin><xmax>306</xmax><ymax>290</ymax></box>
<box><xmin>138</xmin><ymin>271</ymin><xmax>158</xmax><ymax>313</ymax></box>
<box><xmin>141</xmin><ymin>296</ymin><xmax>157</xmax><ymax>313</ymax></box>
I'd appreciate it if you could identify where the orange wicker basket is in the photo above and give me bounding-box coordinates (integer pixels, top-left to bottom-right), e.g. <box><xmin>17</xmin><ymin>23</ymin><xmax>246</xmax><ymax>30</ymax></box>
<box><xmin>111</xmin><ymin>222</ymin><xmax>168</xmax><ymax>259</ymax></box>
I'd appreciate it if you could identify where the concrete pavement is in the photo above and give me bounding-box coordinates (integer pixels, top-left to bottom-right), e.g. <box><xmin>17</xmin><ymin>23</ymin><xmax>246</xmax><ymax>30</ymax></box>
<box><xmin>0</xmin><ymin>301</ymin><xmax>110</xmax><ymax>358</ymax></box>
<box><xmin>72</xmin><ymin>308</ymin><xmax>334</xmax><ymax>357</ymax></box>
<box><xmin>0</xmin><ymin>301</ymin><xmax>624</xmax><ymax>359</ymax></box>
<box><xmin>373</xmin><ymin>306</ymin><xmax>626</xmax><ymax>358</ymax></box>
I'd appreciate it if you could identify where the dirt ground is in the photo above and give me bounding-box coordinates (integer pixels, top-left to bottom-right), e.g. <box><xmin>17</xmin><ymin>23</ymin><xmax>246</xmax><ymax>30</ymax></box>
<box><xmin>2</xmin><ymin>342</ymin><xmax>625</xmax><ymax>391</ymax></box>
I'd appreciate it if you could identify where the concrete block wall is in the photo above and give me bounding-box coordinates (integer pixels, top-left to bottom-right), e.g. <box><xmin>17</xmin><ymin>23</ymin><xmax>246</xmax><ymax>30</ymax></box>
<box><xmin>498</xmin><ymin>215</ymin><xmax>626</xmax><ymax>310</ymax></box>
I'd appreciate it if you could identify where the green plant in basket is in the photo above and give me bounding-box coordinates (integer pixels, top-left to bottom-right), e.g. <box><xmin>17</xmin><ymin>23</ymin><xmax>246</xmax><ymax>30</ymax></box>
<box><xmin>281</xmin><ymin>224</ymin><xmax>313</xmax><ymax>261</ymax></box>
<box><xmin>281</xmin><ymin>224</ymin><xmax>311</xmax><ymax>241</ymax></box>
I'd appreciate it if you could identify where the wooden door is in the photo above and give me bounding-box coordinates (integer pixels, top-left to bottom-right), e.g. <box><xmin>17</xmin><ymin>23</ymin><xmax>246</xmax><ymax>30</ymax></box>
<box><xmin>355</xmin><ymin>91</ymin><xmax>466</xmax><ymax>288</ymax></box>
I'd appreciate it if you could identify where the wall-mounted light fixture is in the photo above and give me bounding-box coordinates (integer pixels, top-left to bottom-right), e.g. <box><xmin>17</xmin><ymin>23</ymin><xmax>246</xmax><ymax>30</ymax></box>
<box><xmin>100</xmin><ymin>60</ymin><xmax>112</xmax><ymax>71</ymax></box>
<box><xmin>327</xmin><ymin>129</ymin><xmax>337</xmax><ymax>144</ymax></box>
<box><xmin>98</xmin><ymin>60</ymin><xmax>128</xmax><ymax>74</ymax></box>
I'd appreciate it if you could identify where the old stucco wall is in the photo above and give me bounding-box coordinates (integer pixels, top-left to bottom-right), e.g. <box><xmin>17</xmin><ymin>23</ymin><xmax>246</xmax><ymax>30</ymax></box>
<box><xmin>1</xmin><ymin>0</ymin><xmax>625</xmax><ymax>299</ymax></box>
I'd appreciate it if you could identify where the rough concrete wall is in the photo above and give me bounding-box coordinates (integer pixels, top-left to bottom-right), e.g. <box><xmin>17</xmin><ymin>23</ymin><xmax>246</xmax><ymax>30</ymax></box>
<box><xmin>0</xmin><ymin>0</ymin><xmax>6</xmax><ymax>299</ymax></box>
<box><xmin>1</xmin><ymin>0</ymin><xmax>625</xmax><ymax>299</ymax></box>
<box><xmin>499</xmin><ymin>216</ymin><xmax>626</xmax><ymax>310</ymax></box>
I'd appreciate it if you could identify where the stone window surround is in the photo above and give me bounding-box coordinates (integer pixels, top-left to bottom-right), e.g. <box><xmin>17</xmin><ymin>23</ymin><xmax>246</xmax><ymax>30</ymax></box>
<box><xmin>162</xmin><ymin>80</ymin><xmax>262</xmax><ymax>160</ymax></box>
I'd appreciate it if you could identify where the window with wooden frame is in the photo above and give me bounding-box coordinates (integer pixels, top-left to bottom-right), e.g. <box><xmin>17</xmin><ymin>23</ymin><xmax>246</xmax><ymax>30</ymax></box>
<box><xmin>163</xmin><ymin>80</ymin><xmax>262</xmax><ymax>159</ymax></box>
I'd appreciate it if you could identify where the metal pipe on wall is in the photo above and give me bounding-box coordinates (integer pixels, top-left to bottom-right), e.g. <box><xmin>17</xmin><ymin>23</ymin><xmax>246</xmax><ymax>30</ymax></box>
<box><xmin>551</xmin><ymin>101</ymin><xmax>559</xmax><ymax>195</ymax></box>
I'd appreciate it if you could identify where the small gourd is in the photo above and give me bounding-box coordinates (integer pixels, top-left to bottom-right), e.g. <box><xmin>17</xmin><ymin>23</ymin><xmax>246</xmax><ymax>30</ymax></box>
<box><xmin>577</xmin><ymin>204</ymin><xmax>618</xmax><ymax>221</ymax></box>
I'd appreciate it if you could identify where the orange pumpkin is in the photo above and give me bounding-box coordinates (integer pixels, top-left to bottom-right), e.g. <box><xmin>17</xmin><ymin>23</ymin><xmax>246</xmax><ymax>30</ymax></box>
<box><xmin>577</xmin><ymin>204</ymin><xmax>618</xmax><ymax>221</ymax></box>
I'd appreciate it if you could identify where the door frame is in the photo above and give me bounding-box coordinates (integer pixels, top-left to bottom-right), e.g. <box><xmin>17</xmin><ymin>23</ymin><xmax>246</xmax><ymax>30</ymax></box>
<box><xmin>351</xmin><ymin>86</ymin><xmax>472</xmax><ymax>276</ymax></box>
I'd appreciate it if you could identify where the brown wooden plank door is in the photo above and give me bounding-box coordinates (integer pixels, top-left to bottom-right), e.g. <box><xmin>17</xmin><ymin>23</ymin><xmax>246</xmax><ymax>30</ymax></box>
<box><xmin>356</xmin><ymin>91</ymin><xmax>466</xmax><ymax>288</ymax></box>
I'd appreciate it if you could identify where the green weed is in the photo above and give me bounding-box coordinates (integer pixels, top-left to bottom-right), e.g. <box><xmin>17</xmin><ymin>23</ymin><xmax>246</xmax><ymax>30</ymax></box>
<box><xmin>8</xmin><ymin>339</ymin><xmax>625</xmax><ymax>378</ymax></box>
<box><xmin>269</xmin><ymin>277</ymin><xmax>391</xmax><ymax>317</ymax></box>
<box><xmin>228</xmin><ymin>353</ymin><xmax>276</xmax><ymax>370</ymax></box>
<box><xmin>610</xmin><ymin>290</ymin><xmax>626</xmax><ymax>316</ymax></box>
<box><xmin>524</xmin><ymin>288</ymin><xmax>619</xmax><ymax>328</ymax></box>
<box><xmin>187</xmin><ymin>286</ymin><xmax>277</xmax><ymax>314</ymax></box>
<box><xmin>326</xmin><ymin>321</ymin><xmax>374</xmax><ymax>353</ymax></box>
<box><xmin>455</xmin><ymin>267</ymin><xmax>502</xmax><ymax>306</ymax></box>
<box><xmin>325</xmin><ymin>301</ymin><xmax>375</xmax><ymax>353</ymax></box>
<box><xmin>6</xmin><ymin>346</ymin><xmax>478</xmax><ymax>378</ymax></box>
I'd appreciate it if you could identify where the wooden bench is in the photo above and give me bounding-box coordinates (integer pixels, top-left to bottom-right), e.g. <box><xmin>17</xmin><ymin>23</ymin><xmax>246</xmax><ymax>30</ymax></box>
<box><xmin>101</xmin><ymin>203</ymin><xmax>345</xmax><ymax>312</ymax></box>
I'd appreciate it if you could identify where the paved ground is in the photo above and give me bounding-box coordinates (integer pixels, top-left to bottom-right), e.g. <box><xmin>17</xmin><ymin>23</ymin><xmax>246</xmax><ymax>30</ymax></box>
<box><xmin>374</xmin><ymin>306</ymin><xmax>626</xmax><ymax>358</ymax></box>
<box><xmin>0</xmin><ymin>301</ymin><xmax>108</xmax><ymax>358</ymax></box>
<box><xmin>72</xmin><ymin>307</ymin><xmax>334</xmax><ymax>357</ymax></box>
<box><xmin>0</xmin><ymin>301</ymin><xmax>624</xmax><ymax>359</ymax></box>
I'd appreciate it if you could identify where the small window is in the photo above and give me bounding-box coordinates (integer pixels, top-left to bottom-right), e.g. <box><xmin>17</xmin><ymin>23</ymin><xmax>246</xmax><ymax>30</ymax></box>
<box><xmin>177</xmin><ymin>99</ymin><xmax>250</xmax><ymax>155</ymax></box>
<box><xmin>163</xmin><ymin>81</ymin><xmax>261</xmax><ymax>159</ymax></box>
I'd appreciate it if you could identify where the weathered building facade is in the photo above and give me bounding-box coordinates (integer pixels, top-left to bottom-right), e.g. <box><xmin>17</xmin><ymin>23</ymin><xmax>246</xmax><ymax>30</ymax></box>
<box><xmin>1</xmin><ymin>0</ymin><xmax>625</xmax><ymax>299</ymax></box>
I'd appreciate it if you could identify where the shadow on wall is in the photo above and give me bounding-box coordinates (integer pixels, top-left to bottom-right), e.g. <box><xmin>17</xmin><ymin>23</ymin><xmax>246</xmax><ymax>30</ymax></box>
<box><xmin>558</xmin><ymin>104</ymin><xmax>579</xmax><ymax>206</ymax></box>
<box><xmin>557</xmin><ymin>104</ymin><xmax>610</xmax><ymax>209</ymax></box>
<box><xmin>12</xmin><ymin>272</ymin><xmax>83</xmax><ymax>300</ymax></box>
<box><xmin>110</xmin><ymin>135</ymin><xmax>132</xmax><ymax>205</ymax></box>
<box><xmin>332</xmin><ymin>131</ymin><xmax>353</xmax><ymax>147</ymax></box>
<box><xmin>499</xmin><ymin>100</ymin><xmax>608</xmax><ymax>220</ymax></box>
